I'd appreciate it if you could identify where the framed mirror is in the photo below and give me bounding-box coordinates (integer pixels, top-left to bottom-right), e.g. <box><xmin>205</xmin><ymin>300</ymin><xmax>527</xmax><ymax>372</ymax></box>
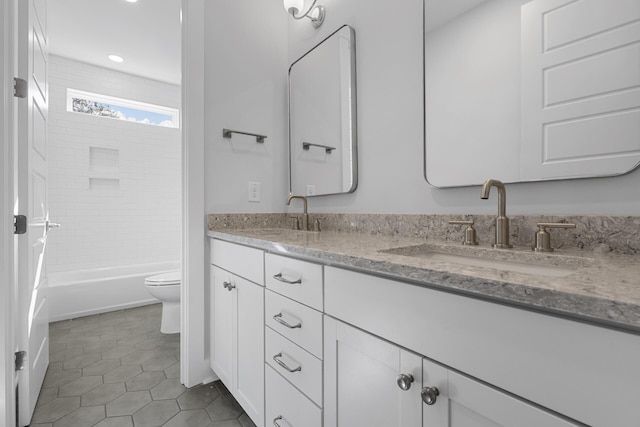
<box><xmin>289</xmin><ymin>25</ymin><xmax>357</xmax><ymax>196</ymax></box>
<box><xmin>424</xmin><ymin>0</ymin><xmax>640</xmax><ymax>188</ymax></box>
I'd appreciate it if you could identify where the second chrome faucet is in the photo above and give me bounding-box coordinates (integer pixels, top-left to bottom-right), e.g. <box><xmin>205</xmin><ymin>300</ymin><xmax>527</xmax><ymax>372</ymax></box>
<box><xmin>286</xmin><ymin>194</ymin><xmax>309</xmax><ymax>231</ymax></box>
<box><xmin>481</xmin><ymin>178</ymin><xmax>512</xmax><ymax>249</ymax></box>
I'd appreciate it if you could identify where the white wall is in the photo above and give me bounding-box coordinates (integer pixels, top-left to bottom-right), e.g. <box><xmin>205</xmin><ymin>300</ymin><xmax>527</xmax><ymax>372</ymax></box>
<box><xmin>47</xmin><ymin>56</ymin><xmax>182</xmax><ymax>273</ymax></box>
<box><xmin>202</xmin><ymin>0</ymin><xmax>640</xmax><ymax>217</ymax></box>
<box><xmin>204</xmin><ymin>0</ymin><xmax>288</xmax><ymax>214</ymax></box>
<box><xmin>286</xmin><ymin>0</ymin><xmax>640</xmax><ymax>216</ymax></box>
<box><xmin>425</xmin><ymin>0</ymin><xmax>522</xmax><ymax>187</ymax></box>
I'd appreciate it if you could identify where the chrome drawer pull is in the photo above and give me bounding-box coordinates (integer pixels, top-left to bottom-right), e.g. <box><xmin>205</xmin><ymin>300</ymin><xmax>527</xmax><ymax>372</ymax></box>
<box><xmin>273</xmin><ymin>352</ymin><xmax>302</xmax><ymax>373</ymax></box>
<box><xmin>273</xmin><ymin>313</ymin><xmax>302</xmax><ymax>329</ymax></box>
<box><xmin>273</xmin><ymin>273</ymin><xmax>302</xmax><ymax>284</ymax></box>
<box><xmin>273</xmin><ymin>415</ymin><xmax>284</xmax><ymax>427</ymax></box>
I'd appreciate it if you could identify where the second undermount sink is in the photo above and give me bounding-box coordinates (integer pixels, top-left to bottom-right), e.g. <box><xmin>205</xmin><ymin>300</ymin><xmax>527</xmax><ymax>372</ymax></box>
<box><xmin>380</xmin><ymin>244</ymin><xmax>583</xmax><ymax>278</ymax></box>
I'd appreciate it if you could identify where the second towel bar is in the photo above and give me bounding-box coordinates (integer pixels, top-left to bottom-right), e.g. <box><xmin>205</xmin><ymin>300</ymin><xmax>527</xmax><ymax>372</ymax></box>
<box><xmin>223</xmin><ymin>128</ymin><xmax>267</xmax><ymax>143</ymax></box>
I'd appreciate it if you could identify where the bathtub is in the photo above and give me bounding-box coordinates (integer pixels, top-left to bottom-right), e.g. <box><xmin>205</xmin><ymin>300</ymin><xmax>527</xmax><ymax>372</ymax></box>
<box><xmin>47</xmin><ymin>261</ymin><xmax>180</xmax><ymax>322</ymax></box>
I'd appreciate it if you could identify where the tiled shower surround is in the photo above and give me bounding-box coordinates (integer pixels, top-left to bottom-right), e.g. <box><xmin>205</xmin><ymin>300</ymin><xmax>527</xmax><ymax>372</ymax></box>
<box><xmin>47</xmin><ymin>55</ymin><xmax>181</xmax><ymax>273</ymax></box>
<box><xmin>208</xmin><ymin>213</ymin><xmax>640</xmax><ymax>255</ymax></box>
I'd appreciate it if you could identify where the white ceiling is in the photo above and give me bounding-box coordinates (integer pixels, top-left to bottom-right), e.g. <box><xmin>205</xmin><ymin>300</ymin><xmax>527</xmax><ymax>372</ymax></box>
<box><xmin>48</xmin><ymin>0</ymin><xmax>487</xmax><ymax>85</ymax></box>
<box><xmin>48</xmin><ymin>0</ymin><xmax>182</xmax><ymax>85</ymax></box>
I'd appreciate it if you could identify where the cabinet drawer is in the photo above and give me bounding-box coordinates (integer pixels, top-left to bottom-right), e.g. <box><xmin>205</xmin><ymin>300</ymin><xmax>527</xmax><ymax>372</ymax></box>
<box><xmin>210</xmin><ymin>239</ymin><xmax>264</xmax><ymax>285</ymax></box>
<box><xmin>266</xmin><ymin>365</ymin><xmax>322</xmax><ymax>427</ymax></box>
<box><xmin>265</xmin><ymin>290</ymin><xmax>323</xmax><ymax>359</ymax></box>
<box><xmin>265</xmin><ymin>327</ymin><xmax>323</xmax><ymax>406</ymax></box>
<box><xmin>265</xmin><ymin>253</ymin><xmax>323</xmax><ymax>310</ymax></box>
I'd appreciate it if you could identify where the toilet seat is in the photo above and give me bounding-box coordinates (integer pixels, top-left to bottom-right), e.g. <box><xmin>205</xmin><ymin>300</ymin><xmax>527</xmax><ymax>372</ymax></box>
<box><xmin>145</xmin><ymin>271</ymin><xmax>181</xmax><ymax>286</ymax></box>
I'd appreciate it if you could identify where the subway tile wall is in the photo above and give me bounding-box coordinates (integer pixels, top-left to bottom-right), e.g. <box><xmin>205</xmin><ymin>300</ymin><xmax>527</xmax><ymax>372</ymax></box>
<box><xmin>47</xmin><ymin>55</ymin><xmax>181</xmax><ymax>273</ymax></box>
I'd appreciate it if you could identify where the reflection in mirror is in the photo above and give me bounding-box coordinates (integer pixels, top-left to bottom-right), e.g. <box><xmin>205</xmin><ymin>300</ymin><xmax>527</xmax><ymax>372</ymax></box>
<box><xmin>289</xmin><ymin>25</ymin><xmax>357</xmax><ymax>196</ymax></box>
<box><xmin>424</xmin><ymin>0</ymin><xmax>640</xmax><ymax>188</ymax></box>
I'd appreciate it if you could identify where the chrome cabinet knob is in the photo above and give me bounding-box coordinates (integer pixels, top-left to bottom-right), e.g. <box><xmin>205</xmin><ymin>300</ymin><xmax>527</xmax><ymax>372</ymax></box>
<box><xmin>223</xmin><ymin>281</ymin><xmax>235</xmax><ymax>291</ymax></box>
<box><xmin>421</xmin><ymin>387</ymin><xmax>440</xmax><ymax>405</ymax></box>
<box><xmin>396</xmin><ymin>374</ymin><xmax>414</xmax><ymax>391</ymax></box>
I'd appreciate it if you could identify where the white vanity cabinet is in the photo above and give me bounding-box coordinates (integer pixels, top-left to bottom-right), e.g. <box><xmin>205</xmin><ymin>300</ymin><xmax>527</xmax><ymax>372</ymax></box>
<box><xmin>264</xmin><ymin>253</ymin><xmax>324</xmax><ymax>427</ymax></box>
<box><xmin>206</xmin><ymin>235</ymin><xmax>640</xmax><ymax>427</ymax></box>
<box><xmin>324</xmin><ymin>266</ymin><xmax>640</xmax><ymax>427</ymax></box>
<box><xmin>324</xmin><ymin>317</ymin><xmax>579</xmax><ymax>427</ymax></box>
<box><xmin>210</xmin><ymin>239</ymin><xmax>265</xmax><ymax>427</ymax></box>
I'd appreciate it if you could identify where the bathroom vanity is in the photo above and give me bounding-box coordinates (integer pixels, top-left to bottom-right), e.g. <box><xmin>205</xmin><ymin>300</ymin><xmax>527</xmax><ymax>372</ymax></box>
<box><xmin>208</xmin><ymin>228</ymin><xmax>640</xmax><ymax>427</ymax></box>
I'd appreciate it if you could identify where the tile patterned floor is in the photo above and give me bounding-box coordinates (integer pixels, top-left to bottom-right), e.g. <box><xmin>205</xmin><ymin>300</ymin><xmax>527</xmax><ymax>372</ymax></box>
<box><xmin>30</xmin><ymin>304</ymin><xmax>257</xmax><ymax>427</ymax></box>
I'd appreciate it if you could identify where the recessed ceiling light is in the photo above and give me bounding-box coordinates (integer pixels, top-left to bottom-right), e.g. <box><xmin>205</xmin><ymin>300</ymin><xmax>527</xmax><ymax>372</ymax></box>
<box><xmin>108</xmin><ymin>55</ymin><xmax>124</xmax><ymax>63</ymax></box>
<box><xmin>125</xmin><ymin>0</ymin><xmax>138</xmax><ymax>3</ymax></box>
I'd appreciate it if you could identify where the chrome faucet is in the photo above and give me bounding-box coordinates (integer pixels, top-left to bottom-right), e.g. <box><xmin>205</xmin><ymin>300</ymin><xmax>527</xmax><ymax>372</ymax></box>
<box><xmin>480</xmin><ymin>179</ymin><xmax>512</xmax><ymax>248</ymax></box>
<box><xmin>286</xmin><ymin>194</ymin><xmax>309</xmax><ymax>231</ymax></box>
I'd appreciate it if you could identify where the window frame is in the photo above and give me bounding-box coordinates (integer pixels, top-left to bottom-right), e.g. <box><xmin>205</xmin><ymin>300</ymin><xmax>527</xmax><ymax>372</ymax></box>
<box><xmin>66</xmin><ymin>88</ymin><xmax>180</xmax><ymax>128</ymax></box>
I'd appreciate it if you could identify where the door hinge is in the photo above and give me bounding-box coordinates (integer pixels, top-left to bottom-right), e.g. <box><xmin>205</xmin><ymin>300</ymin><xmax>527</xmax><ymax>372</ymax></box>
<box><xmin>14</xmin><ymin>215</ymin><xmax>27</xmax><ymax>235</ymax></box>
<box><xmin>13</xmin><ymin>78</ymin><xmax>27</xmax><ymax>99</ymax></box>
<box><xmin>15</xmin><ymin>351</ymin><xmax>27</xmax><ymax>372</ymax></box>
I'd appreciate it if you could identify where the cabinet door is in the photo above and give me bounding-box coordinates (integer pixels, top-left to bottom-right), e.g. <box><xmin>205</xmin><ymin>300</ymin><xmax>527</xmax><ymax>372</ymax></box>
<box><xmin>210</xmin><ymin>266</ymin><xmax>234</xmax><ymax>387</ymax></box>
<box><xmin>235</xmin><ymin>275</ymin><xmax>264</xmax><ymax>427</ymax></box>
<box><xmin>422</xmin><ymin>358</ymin><xmax>580</xmax><ymax>427</ymax></box>
<box><xmin>210</xmin><ymin>265</ymin><xmax>265</xmax><ymax>427</ymax></box>
<box><xmin>324</xmin><ymin>316</ymin><xmax>422</xmax><ymax>427</ymax></box>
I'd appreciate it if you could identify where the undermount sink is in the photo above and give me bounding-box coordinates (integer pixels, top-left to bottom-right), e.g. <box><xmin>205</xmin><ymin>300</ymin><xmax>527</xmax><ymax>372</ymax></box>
<box><xmin>380</xmin><ymin>244</ymin><xmax>582</xmax><ymax>278</ymax></box>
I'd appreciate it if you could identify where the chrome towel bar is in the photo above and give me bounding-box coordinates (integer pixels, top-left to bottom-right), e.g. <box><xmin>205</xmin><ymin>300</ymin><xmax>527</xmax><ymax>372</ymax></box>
<box><xmin>222</xmin><ymin>128</ymin><xmax>267</xmax><ymax>143</ymax></box>
<box><xmin>302</xmin><ymin>141</ymin><xmax>336</xmax><ymax>153</ymax></box>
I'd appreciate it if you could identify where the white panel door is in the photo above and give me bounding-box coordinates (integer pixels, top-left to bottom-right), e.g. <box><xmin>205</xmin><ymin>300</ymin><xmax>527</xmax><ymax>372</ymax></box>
<box><xmin>521</xmin><ymin>0</ymin><xmax>640</xmax><ymax>179</ymax></box>
<box><xmin>324</xmin><ymin>316</ymin><xmax>422</xmax><ymax>427</ymax></box>
<box><xmin>422</xmin><ymin>358</ymin><xmax>581</xmax><ymax>427</ymax></box>
<box><xmin>16</xmin><ymin>0</ymin><xmax>50</xmax><ymax>424</ymax></box>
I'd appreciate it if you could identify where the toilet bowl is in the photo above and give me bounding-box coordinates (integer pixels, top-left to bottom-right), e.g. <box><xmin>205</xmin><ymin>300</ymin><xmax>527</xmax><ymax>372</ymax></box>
<box><xmin>145</xmin><ymin>271</ymin><xmax>181</xmax><ymax>334</ymax></box>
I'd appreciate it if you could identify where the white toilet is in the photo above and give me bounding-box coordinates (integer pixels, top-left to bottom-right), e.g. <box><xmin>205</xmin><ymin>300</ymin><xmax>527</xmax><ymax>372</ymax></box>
<box><xmin>145</xmin><ymin>271</ymin><xmax>181</xmax><ymax>334</ymax></box>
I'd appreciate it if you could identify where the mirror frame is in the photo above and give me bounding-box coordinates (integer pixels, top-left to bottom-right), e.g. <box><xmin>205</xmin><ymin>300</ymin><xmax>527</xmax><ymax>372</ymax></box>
<box><xmin>288</xmin><ymin>24</ymin><xmax>358</xmax><ymax>197</ymax></box>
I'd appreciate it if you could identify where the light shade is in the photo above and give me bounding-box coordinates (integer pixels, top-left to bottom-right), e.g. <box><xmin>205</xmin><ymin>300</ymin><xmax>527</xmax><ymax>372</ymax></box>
<box><xmin>283</xmin><ymin>0</ymin><xmax>304</xmax><ymax>15</ymax></box>
<box><xmin>283</xmin><ymin>0</ymin><xmax>326</xmax><ymax>28</ymax></box>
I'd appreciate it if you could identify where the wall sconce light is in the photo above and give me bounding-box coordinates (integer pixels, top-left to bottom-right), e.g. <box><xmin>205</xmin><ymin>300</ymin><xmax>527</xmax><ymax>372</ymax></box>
<box><xmin>283</xmin><ymin>0</ymin><xmax>326</xmax><ymax>28</ymax></box>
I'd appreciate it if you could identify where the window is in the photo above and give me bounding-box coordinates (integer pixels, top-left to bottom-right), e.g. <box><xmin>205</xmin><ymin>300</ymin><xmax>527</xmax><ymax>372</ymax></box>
<box><xmin>67</xmin><ymin>89</ymin><xmax>179</xmax><ymax>128</ymax></box>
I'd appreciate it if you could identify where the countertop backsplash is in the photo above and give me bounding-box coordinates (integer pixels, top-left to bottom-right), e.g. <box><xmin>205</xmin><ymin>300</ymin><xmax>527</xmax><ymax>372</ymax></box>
<box><xmin>208</xmin><ymin>213</ymin><xmax>640</xmax><ymax>255</ymax></box>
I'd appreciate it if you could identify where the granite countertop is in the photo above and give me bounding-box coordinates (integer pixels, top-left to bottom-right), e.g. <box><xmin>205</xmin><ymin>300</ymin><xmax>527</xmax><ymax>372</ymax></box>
<box><xmin>207</xmin><ymin>228</ymin><xmax>640</xmax><ymax>333</ymax></box>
